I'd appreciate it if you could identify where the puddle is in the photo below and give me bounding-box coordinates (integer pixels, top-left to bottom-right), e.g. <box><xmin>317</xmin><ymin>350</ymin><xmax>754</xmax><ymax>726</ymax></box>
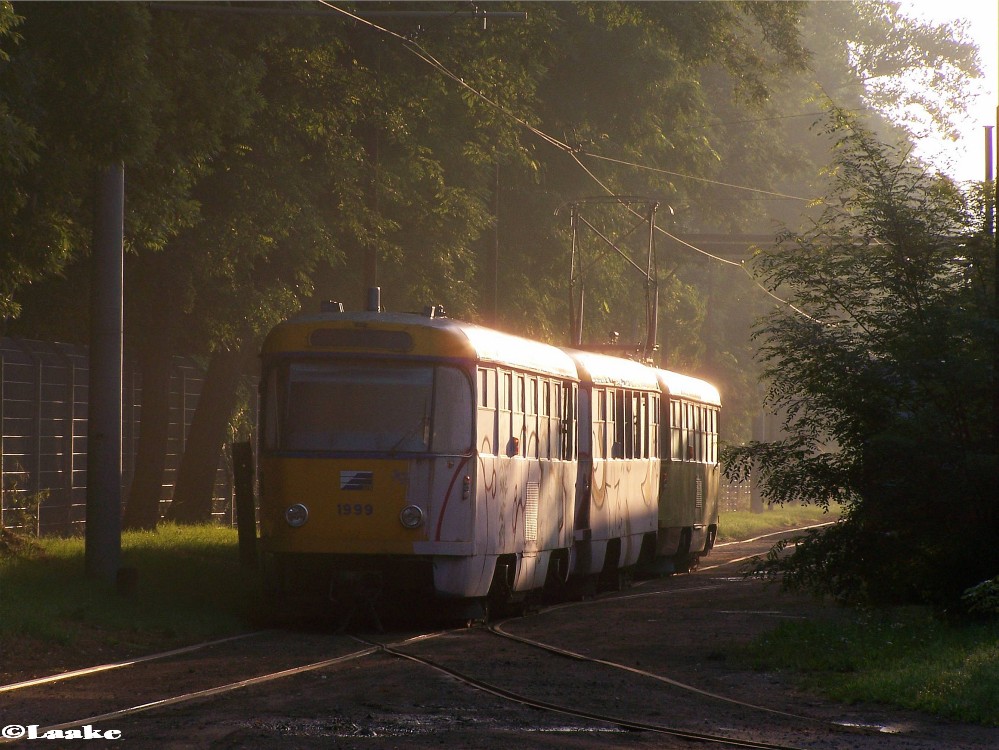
<box><xmin>524</xmin><ymin>725</ymin><xmax>628</xmax><ymax>734</ymax></box>
<box><xmin>832</xmin><ymin>719</ymin><xmax>908</xmax><ymax>734</ymax></box>
<box><xmin>245</xmin><ymin>712</ymin><xmax>622</xmax><ymax>738</ymax></box>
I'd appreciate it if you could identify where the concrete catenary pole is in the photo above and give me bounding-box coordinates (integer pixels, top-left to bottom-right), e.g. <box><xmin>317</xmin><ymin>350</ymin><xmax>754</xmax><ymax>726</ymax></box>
<box><xmin>85</xmin><ymin>163</ymin><xmax>124</xmax><ymax>583</ymax></box>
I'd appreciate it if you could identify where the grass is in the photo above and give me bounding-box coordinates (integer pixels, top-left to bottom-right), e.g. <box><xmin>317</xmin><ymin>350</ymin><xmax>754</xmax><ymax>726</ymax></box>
<box><xmin>718</xmin><ymin>503</ymin><xmax>839</xmax><ymax>543</ymax></box>
<box><xmin>0</xmin><ymin>524</ymin><xmax>258</xmax><ymax>665</ymax></box>
<box><xmin>738</xmin><ymin>607</ymin><xmax>999</xmax><ymax>726</ymax></box>
<box><xmin>718</xmin><ymin>505</ymin><xmax>999</xmax><ymax>726</ymax></box>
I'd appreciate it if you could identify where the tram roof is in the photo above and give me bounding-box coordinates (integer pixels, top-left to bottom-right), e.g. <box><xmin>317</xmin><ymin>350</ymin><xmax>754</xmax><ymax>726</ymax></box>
<box><xmin>263</xmin><ymin>311</ymin><xmax>579</xmax><ymax>379</ymax></box>
<box><xmin>563</xmin><ymin>349</ymin><xmax>661</xmax><ymax>391</ymax></box>
<box><xmin>656</xmin><ymin>369</ymin><xmax>721</xmax><ymax>406</ymax></box>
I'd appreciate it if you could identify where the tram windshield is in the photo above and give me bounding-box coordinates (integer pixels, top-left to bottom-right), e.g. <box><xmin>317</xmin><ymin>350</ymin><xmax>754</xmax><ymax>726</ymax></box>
<box><xmin>264</xmin><ymin>361</ymin><xmax>473</xmax><ymax>455</ymax></box>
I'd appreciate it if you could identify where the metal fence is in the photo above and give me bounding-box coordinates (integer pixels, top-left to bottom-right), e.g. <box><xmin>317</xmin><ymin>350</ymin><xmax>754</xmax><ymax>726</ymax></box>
<box><xmin>0</xmin><ymin>337</ymin><xmax>233</xmax><ymax>535</ymax></box>
<box><xmin>721</xmin><ymin>480</ymin><xmax>752</xmax><ymax>512</ymax></box>
<box><xmin>1</xmin><ymin>334</ymin><xmax>758</xmax><ymax>534</ymax></box>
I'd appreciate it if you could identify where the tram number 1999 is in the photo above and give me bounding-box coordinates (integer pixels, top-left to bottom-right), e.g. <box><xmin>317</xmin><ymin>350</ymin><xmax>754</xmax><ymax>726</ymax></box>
<box><xmin>337</xmin><ymin>503</ymin><xmax>374</xmax><ymax>516</ymax></box>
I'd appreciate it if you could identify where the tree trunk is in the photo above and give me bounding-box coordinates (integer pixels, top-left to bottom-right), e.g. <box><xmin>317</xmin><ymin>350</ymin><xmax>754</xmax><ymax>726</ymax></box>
<box><xmin>166</xmin><ymin>346</ymin><xmax>250</xmax><ymax>524</ymax></box>
<box><xmin>122</xmin><ymin>343</ymin><xmax>174</xmax><ymax>530</ymax></box>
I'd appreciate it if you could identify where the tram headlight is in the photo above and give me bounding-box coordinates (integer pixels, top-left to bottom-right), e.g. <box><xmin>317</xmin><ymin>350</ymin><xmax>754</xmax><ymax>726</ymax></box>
<box><xmin>284</xmin><ymin>503</ymin><xmax>309</xmax><ymax>528</ymax></box>
<box><xmin>399</xmin><ymin>504</ymin><xmax>425</xmax><ymax>529</ymax></box>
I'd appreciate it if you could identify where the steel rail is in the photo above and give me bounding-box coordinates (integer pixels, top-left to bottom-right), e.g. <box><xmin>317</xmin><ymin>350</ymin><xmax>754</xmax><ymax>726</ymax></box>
<box><xmin>0</xmin><ymin>630</ymin><xmax>452</xmax><ymax>743</ymax></box>
<box><xmin>481</xmin><ymin>522</ymin><xmax>876</xmax><ymax>736</ymax></box>
<box><xmin>0</xmin><ymin>647</ymin><xmax>379</xmax><ymax>744</ymax></box>
<box><xmin>0</xmin><ymin>524</ymin><xmax>836</xmax><ymax>745</ymax></box>
<box><xmin>0</xmin><ymin>631</ymin><xmax>268</xmax><ymax>694</ymax></box>
<box><xmin>360</xmin><ymin>636</ymin><xmax>809</xmax><ymax>750</ymax></box>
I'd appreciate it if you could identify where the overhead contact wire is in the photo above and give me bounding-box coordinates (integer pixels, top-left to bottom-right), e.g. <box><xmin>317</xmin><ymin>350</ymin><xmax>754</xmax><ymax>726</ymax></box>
<box><xmin>318</xmin><ymin>1</ymin><xmax>821</xmax><ymax>324</ymax></box>
<box><xmin>581</xmin><ymin>152</ymin><xmax>816</xmax><ymax>203</ymax></box>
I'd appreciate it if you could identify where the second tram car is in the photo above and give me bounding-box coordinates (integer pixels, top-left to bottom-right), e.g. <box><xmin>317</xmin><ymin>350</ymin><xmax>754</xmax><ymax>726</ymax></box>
<box><xmin>566</xmin><ymin>349</ymin><xmax>661</xmax><ymax>588</ymax></box>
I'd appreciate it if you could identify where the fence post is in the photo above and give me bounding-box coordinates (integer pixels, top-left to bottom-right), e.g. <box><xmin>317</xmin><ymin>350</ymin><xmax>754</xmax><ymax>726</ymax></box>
<box><xmin>232</xmin><ymin>441</ymin><xmax>257</xmax><ymax>569</ymax></box>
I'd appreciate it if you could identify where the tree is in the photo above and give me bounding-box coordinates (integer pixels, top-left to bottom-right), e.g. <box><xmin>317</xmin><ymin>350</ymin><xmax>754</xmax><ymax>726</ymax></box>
<box><xmin>834</xmin><ymin>0</ymin><xmax>984</xmax><ymax>143</ymax></box>
<box><xmin>724</xmin><ymin>110</ymin><xmax>998</xmax><ymax>611</ymax></box>
<box><xmin>6</xmin><ymin>1</ymin><xmax>983</xmax><ymax>527</ymax></box>
<box><xmin>0</xmin><ymin>2</ymin><xmax>159</xmax><ymax>320</ymax></box>
<box><xmin>441</xmin><ymin>1</ymin><xmax>811</xmax><ymax>385</ymax></box>
<box><xmin>0</xmin><ymin>2</ymin><xmax>39</xmax><ymax>320</ymax></box>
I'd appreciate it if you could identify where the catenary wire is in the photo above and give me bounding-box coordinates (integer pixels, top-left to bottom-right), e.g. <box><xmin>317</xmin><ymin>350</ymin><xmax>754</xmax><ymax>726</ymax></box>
<box><xmin>317</xmin><ymin>0</ymin><xmax>820</xmax><ymax>323</ymax></box>
<box><xmin>581</xmin><ymin>152</ymin><xmax>817</xmax><ymax>203</ymax></box>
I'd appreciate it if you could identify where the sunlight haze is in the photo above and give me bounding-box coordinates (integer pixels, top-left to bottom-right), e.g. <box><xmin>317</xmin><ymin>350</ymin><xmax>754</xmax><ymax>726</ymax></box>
<box><xmin>898</xmin><ymin>0</ymin><xmax>998</xmax><ymax>181</ymax></box>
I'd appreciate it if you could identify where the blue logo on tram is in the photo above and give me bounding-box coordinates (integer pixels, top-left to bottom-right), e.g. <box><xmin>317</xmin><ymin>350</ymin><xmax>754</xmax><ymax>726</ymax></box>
<box><xmin>340</xmin><ymin>471</ymin><xmax>374</xmax><ymax>491</ymax></box>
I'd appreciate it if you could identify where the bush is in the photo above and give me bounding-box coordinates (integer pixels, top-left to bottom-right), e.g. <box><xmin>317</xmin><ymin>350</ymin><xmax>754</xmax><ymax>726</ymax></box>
<box><xmin>725</xmin><ymin>110</ymin><xmax>999</xmax><ymax>612</ymax></box>
<box><xmin>963</xmin><ymin>578</ymin><xmax>999</xmax><ymax>619</ymax></box>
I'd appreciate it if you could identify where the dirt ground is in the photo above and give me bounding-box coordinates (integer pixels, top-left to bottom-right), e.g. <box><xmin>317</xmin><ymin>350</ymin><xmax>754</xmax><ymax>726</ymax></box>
<box><xmin>2</xmin><ymin>539</ymin><xmax>997</xmax><ymax>749</ymax></box>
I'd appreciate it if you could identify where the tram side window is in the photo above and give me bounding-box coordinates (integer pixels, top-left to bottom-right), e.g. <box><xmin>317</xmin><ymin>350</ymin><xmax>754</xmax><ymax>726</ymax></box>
<box><xmin>432</xmin><ymin>367</ymin><xmax>473</xmax><ymax>454</ymax></box>
<box><xmin>635</xmin><ymin>393</ymin><xmax>649</xmax><ymax>458</ymax></box>
<box><xmin>693</xmin><ymin>405</ymin><xmax>702</xmax><ymax>462</ymax></box>
<box><xmin>633</xmin><ymin>392</ymin><xmax>643</xmax><ymax>459</ymax></box>
<box><xmin>554</xmin><ymin>381</ymin><xmax>576</xmax><ymax>460</ymax></box>
<box><xmin>622</xmin><ymin>392</ymin><xmax>632</xmax><ymax>459</ymax></box>
<box><xmin>684</xmin><ymin>403</ymin><xmax>694</xmax><ymax>461</ymax></box>
<box><xmin>639</xmin><ymin>393</ymin><xmax>651</xmax><ymax>459</ymax></box>
<box><xmin>630</xmin><ymin>392</ymin><xmax>640</xmax><ymax>458</ymax></box>
<box><xmin>592</xmin><ymin>387</ymin><xmax>607</xmax><ymax>460</ymax></box>
<box><xmin>476</xmin><ymin>367</ymin><xmax>498</xmax><ymax>456</ymax></box>
<box><xmin>649</xmin><ymin>394</ymin><xmax>660</xmax><ymax>459</ymax></box>
<box><xmin>563</xmin><ymin>382</ymin><xmax>576</xmax><ymax>459</ymax></box>
<box><xmin>498</xmin><ymin>371</ymin><xmax>512</xmax><ymax>455</ymax></box>
<box><xmin>612</xmin><ymin>389</ymin><xmax>624</xmax><ymax>458</ymax></box>
<box><xmin>526</xmin><ymin>376</ymin><xmax>539</xmax><ymax>459</ymax></box>
<box><xmin>701</xmin><ymin>406</ymin><xmax>711</xmax><ymax>463</ymax></box>
<box><xmin>669</xmin><ymin>399</ymin><xmax>682</xmax><ymax>461</ymax></box>
<box><xmin>515</xmin><ymin>374</ymin><xmax>527</xmax><ymax>458</ymax></box>
<box><xmin>540</xmin><ymin>379</ymin><xmax>551</xmax><ymax>459</ymax></box>
<box><xmin>708</xmin><ymin>406</ymin><xmax>719</xmax><ymax>464</ymax></box>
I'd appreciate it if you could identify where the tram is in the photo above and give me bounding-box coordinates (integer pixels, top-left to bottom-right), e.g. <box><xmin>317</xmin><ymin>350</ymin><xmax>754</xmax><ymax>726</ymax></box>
<box><xmin>258</xmin><ymin>302</ymin><xmax>578</xmax><ymax>619</ymax></box>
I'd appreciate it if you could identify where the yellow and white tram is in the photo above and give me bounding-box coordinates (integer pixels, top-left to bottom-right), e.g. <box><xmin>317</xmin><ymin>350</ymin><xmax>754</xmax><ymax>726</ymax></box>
<box><xmin>258</xmin><ymin>306</ymin><xmax>579</xmax><ymax>618</ymax></box>
<box><xmin>258</xmin><ymin>301</ymin><xmax>722</xmax><ymax>618</ymax></box>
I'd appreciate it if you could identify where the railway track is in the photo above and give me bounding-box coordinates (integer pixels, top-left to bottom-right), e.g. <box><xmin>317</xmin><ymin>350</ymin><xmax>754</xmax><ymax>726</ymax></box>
<box><xmin>2</xmin><ymin>526</ymin><xmax>982</xmax><ymax>749</ymax></box>
<box><xmin>354</xmin><ymin>629</ymin><xmax>823</xmax><ymax>750</ymax></box>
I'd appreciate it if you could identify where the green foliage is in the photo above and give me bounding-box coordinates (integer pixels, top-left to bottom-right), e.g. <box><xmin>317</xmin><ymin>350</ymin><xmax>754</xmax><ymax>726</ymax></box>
<box><xmin>2</xmin><ymin>2</ymin><xmax>986</xmax><ymax>520</ymax></box>
<box><xmin>0</xmin><ymin>464</ymin><xmax>48</xmax><ymax>536</ymax></box>
<box><xmin>963</xmin><ymin>577</ymin><xmax>999</xmax><ymax>619</ymax></box>
<box><xmin>740</xmin><ymin>607</ymin><xmax>999</xmax><ymax>725</ymax></box>
<box><xmin>840</xmin><ymin>0</ymin><xmax>984</xmax><ymax>141</ymax></box>
<box><xmin>0</xmin><ymin>3</ymin><xmax>158</xmax><ymax>320</ymax></box>
<box><xmin>0</xmin><ymin>490</ymin><xmax>43</xmax><ymax>536</ymax></box>
<box><xmin>724</xmin><ymin>111</ymin><xmax>999</xmax><ymax>611</ymax></box>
